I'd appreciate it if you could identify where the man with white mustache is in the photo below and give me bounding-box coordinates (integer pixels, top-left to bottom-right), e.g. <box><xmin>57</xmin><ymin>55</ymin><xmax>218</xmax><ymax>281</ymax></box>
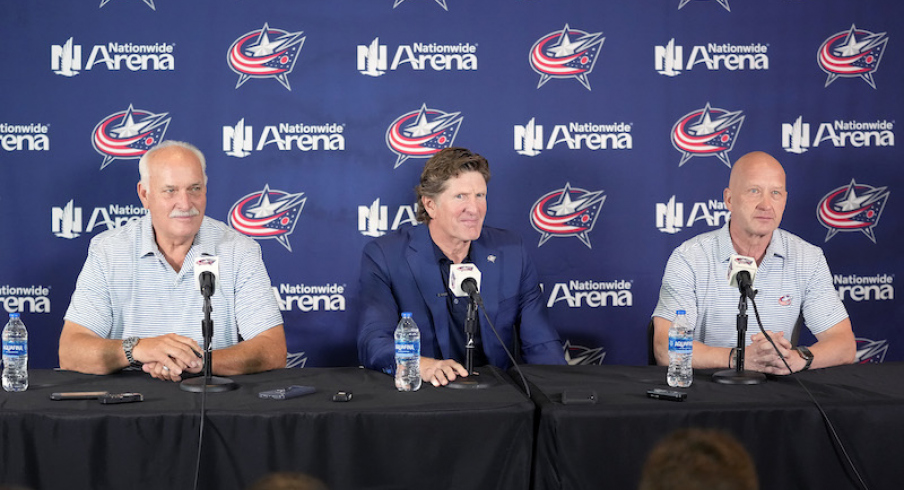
<box><xmin>59</xmin><ymin>141</ymin><xmax>286</xmax><ymax>382</ymax></box>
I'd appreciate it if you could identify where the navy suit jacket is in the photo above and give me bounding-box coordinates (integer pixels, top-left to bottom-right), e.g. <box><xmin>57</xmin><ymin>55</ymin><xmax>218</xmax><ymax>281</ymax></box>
<box><xmin>357</xmin><ymin>224</ymin><xmax>565</xmax><ymax>373</ymax></box>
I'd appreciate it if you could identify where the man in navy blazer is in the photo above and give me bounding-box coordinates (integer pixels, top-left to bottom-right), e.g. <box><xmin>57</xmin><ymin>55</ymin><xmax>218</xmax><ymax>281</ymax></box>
<box><xmin>358</xmin><ymin>147</ymin><xmax>566</xmax><ymax>387</ymax></box>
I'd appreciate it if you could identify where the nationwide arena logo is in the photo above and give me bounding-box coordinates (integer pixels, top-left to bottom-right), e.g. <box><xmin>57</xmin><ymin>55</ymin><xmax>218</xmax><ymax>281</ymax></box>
<box><xmin>529</xmin><ymin>24</ymin><xmax>604</xmax><ymax>91</ymax></box>
<box><xmin>856</xmin><ymin>337</ymin><xmax>888</xmax><ymax>363</ymax></box>
<box><xmin>100</xmin><ymin>0</ymin><xmax>156</xmax><ymax>10</ymax></box>
<box><xmin>52</xmin><ymin>199</ymin><xmax>147</xmax><ymax>239</ymax></box>
<box><xmin>678</xmin><ymin>0</ymin><xmax>730</xmax><ymax>11</ymax></box>
<box><xmin>227</xmin><ymin>23</ymin><xmax>305</xmax><ymax>91</ymax></box>
<box><xmin>51</xmin><ymin>37</ymin><xmax>175</xmax><ymax>77</ymax></box>
<box><xmin>385</xmin><ymin>104</ymin><xmax>463</xmax><ymax>168</ymax></box>
<box><xmin>514</xmin><ymin>118</ymin><xmax>632</xmax><ymax>156</ymax></box>
<box><xmin>546</xmin><ymin>279</ymin><xmax>633</xmax><ymax>308</ymax></box>
<box><xmin>671</xmin><ymin>102</ymin><xmax>745</xmax><ymax>167</ymax></box>
<box><xmin>0</xmin><ymin>285</ymin><xmax>51</xmax><ymax>314</ymax></box>
<box><xmin>655</xmin><ymin>195</ymin><xmax>729</xmax><ymax>234</ymax></box>
<box><xmin>782</xmin><ymin>116</ymin><xmax>894</xmax><ymax>154</ymax></box>
<box><xmin>229</xmin><ymin>185</ymin><xmax>306</xmax><ymax>251</ymax></box>
<box><xmin>358</xmin><ymin>198</ymin><xmax>419</xmax><ymax>237</ymax></box>
<box><xmin>655</xmin><ymin>38</ymin><xmax>769</xmax><ymax>76</ymax></box>
<box><xmin>92</xmin><ymin>104</ymin><xmax>171</xmax><ymax>169</ymax></box>
<box><xmin>563</xmin><ymin>340</ymin><xmax>606</xmax><ymax>365</ymax></box>
<box><xmin>835</xmin><ymin>273</ymin><xmax>894</xmax><ymax>302</ymax></box>
<box><xmin>817</xmin><ymin>180</ymin><xmax>889</xmax><ymax>243</ymax></box>
<box><xmin>530</xmin><ymin>183</ymin><xmax>606</xmax><ymax>248</ymax></box>
<box><xmin>223</xmin><ymin>118</ymin><xmax>346</xmax><ymax>157</ymax></box>
<box><xmin>1</xmin><ymin>123</ymin><xmax>50</xmax><ymax>152</ymax></box>
<box><xmin>392</xmin><ymin>0</ymin><xmax>448</xmax><ymax>11</ymax></box>
<box><xmin>818</xmin><ymin>25</ymin><xmax>888</xmax><ymax>89</ymax></box>
<box><xmin>273</xmin><ymin>283</ymin><xmax>346</xmax><ymax>312</ymax></box>
<box><xmin>357</xmin><ymin>38</ymin><xmax>477</xmax><ymax>76</ymax></box>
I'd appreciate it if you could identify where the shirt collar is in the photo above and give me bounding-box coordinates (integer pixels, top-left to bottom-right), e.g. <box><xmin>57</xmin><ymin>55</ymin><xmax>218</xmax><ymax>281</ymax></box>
<box><xmin>138</xmin><ymin>214</ymin><xmax>213</xmax><ymax>258</ymax></box>
<box><xmin>719</xmin><ymin>221</ymin><xmax>787</xmax><ymax>264</ymax></box>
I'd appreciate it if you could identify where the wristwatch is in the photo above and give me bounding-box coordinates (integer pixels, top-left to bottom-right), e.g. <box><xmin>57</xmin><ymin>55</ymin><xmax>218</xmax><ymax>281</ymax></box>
<box><xmin>122</xmin><ymin>337</ymin><xmax>142</xmax><ymax>368</ymax></box>
<box><xmin>795</xmin><ymin>346</ymin><xmax>813</xmax><ymax>371</ymax></box>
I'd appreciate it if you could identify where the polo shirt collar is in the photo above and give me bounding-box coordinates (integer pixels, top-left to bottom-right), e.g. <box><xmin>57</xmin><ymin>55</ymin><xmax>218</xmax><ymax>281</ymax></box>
<box><xmin>719</xmin><ymin>221</ymin><xmax>787</xmax><ymax>264</ymax></box>
<box><xmin>138</xmin><ymin>214</ymin><xmax>213</xmax><ymax>258</ymax></box>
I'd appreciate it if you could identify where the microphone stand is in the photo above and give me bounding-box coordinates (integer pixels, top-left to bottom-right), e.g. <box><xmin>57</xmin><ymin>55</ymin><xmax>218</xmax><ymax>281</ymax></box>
<box><xmin>713</xmin><ymin>289</ymin><xmax>766</xmax><ymax>385</ymax></box>
<box><xmin>181</xmin><ymin>289</ymin><xmax>238</xmax><ymax>393</ymax></box>
<box><xmin>448</xmin><ymin>293</ymin><xmax>496</xmax><ymax>390</ymax></box>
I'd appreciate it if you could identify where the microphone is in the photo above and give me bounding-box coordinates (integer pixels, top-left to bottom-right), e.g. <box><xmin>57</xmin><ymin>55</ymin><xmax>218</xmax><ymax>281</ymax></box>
<box><xmin>193</xmin><ymin>255</ymin><xmax>219</xmax><ymax>297</ymax></box>
<box><xmin>727</xmin><ymin>254</ymin><xmax>757</xmax><ymax>298</ymax></box>
<box><xmin>449</xmin><ymin>263</ymin><xmax>482</xmax><ymax>298</ymax></box>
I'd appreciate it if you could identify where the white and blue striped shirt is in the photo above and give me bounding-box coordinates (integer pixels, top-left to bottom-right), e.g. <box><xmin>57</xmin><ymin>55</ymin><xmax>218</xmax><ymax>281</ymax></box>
<box><xmin>65</xmin><ymin>215</ymin><xmax>283</xmax><ymax>349</ymax></box>
<box><xmin>653</xmin><ymin>223</ymin><xmax>848</xmax><ymax>347</ymax></box>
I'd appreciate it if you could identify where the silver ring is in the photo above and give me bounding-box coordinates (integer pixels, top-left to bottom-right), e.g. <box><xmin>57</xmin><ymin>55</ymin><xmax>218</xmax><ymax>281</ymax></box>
<box><xmin>163</xmin><ymin>365</ymin><xmax>170</xmax><ymax>371</ymax></box>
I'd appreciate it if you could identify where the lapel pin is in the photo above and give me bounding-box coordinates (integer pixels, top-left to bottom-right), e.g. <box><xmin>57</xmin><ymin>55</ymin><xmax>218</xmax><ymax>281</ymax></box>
<box><xmin>487</xmin><ymin>255</ymin><xmax>496</xmax><ymax>263</ymax></box>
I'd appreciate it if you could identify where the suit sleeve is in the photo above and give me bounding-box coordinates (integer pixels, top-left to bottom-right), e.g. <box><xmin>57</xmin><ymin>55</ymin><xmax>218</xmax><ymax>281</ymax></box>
<box><xmin>357</xmin><ymin>240</ymin><xmax>400</xmax><ymax>374</ymax></box>
<box><xmin>515</xmin><ymin>240</ymin><xmax>566</xmax><ymax>365</ymax></box>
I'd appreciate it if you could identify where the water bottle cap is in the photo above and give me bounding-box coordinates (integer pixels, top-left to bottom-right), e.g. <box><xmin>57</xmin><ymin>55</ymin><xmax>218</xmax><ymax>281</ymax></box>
<box><xmin>9</xmin><ymin>313</ymin><xmax>19</xmax><ymax>319</ymax></box>
<box><xmin>401</xmin><ymin>312</ymin><xmax>412</xmax><ymax>318</ymax></box>
<box><xmin>676</xmin><ymin>310</ymin><xmax>686</xmax><ymax>315</ymax></box>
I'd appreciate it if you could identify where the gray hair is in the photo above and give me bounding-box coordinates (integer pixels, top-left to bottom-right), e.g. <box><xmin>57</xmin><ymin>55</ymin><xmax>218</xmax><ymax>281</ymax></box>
<box><xmin>138</xmin><ymin>140</ymin><xmax>208</xmax><ymax>186</ymax></box>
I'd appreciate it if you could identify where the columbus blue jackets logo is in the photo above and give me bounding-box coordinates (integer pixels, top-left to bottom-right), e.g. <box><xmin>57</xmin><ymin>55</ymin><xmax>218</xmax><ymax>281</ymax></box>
<box><xmin>386</xmin><ymin>104</ymin><xmax>463</xmax><ymax>168</ymax></box>
<box><xmin>856</xmin><ymin>337</ymin><xmax>888</xmax><ymax>364</ymax></box>
<box><xmin>530</xmin><ymin>183</ymin><xmax>606</xmax><ymax>248</ymax></box>
<box><xmin>91</xmin><ymin>104</ymin><xmax>171</xmax><ymax>170</ymax></box>
<box><xmin>678</xmin><ymin>0</ymin><xmax>730</xmax><ymax>11</ymax></box>
<box><xmin>817</xmin><ymin>180</ymin><xmax>889</xmax><ymax>243</ymax></box>
<box><xmin>563</xmin><ymin>340</ymin><xmax>606</xmax><ymax>365</ymax></box>
<box><xmin>818</xmin><ymin>25</ymin><xmax>887</xmax><ymax>89</ymax></box>
<box><xmin>228</xmin><ymin>185</ymin><xmax>306</xmax><ymax>252</ymax></box>
<box><xmin>672</xmin><ymin>102</ymin><xmax>745</xmax><ymax>168</ymax></box>
<box><xmin>100</xmin><ymin>0</ymin><xmax>156</xmax><ymax>10</ymax></box>
<box><xmin>530</xmin><ymin>25</ymin><xmax>604</xmax><ymax>91</ymax></box>
<box><xmin>228</xmin><ymin>24</ymin><xmax>305</xmax><ymax>91</ymax></box>
<box><xmin>393</xmin><ymin>0</ymin><xmax>448</xmax><ymax>10</ymax></box>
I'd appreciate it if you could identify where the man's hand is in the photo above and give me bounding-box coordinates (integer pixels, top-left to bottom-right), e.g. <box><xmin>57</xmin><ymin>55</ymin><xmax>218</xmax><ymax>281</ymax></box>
<box><xmin>133</xmin><ymin>334</ymin><xmax>204</xmax><ymax>382</ymax></box>
<box><xmin>745</xmin><ymin>331</ymin><xmax>802</xmax><ymax>374</ymax></box>
<box><xmin>420</xmin><ymin>357</ymin><xmax>469</xmax><ymax>387</ymax></box>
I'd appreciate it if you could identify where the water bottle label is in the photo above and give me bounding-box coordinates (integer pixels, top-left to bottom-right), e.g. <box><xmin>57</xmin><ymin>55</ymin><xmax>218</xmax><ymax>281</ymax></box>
<box><xmin>2</xmin><ymin>341</ymin><xmax>27</xmax><ymax>357</ymax></box>
<box><xmin>668</xmin><ymin>337</ymin><xmax>692</xmax><ymax>353</ymax></box>
<box><xmin>395</xmin><ymin>340</ymin><xmax>419</xmax><ymax>358</ymax></box>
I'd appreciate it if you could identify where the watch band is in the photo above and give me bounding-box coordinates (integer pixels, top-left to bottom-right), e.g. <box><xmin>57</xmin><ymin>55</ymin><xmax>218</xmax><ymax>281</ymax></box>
<box><xmin>795</xmin><ymin>346</ymin><xmax>813</xmax><ymax>371</ymax></box>
<box><xmin>123</xmin><ymin>337</ymin><xmax>142</xmax><ymax>368</ymax></box>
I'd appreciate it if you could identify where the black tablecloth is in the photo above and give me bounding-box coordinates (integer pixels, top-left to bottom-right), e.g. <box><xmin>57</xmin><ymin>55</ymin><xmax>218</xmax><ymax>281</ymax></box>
<box><xmin>521</xmin><ymin>363</ymin><xmax>904</xmax><ymax>490</ymax></box>
<box><xmin>0</xmin><ymin>367</ymin><xmax>534</xmax><ymax>490</ymax></box>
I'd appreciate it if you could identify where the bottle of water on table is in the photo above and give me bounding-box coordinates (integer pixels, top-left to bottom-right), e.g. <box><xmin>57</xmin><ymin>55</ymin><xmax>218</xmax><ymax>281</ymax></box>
<box><xmin>394</xmin><ymin>312</ymin><xmax>421</xmax><ymax>392</ymax></box>
<box><xmin>667</xmin><ymin>309</ymin><xmax>693</xmax><ymax>388</ymax></box>
<box><xmin>3</xmin><ymin>312</ymin><xmax>28</xmax><ymax>392</ymax></box>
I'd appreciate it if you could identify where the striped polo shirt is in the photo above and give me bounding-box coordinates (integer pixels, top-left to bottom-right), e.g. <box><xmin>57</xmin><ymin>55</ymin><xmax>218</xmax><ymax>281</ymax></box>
<box><xmin>653</xmin><ymin>223</ymin><xmax>848</xmax><ymax>347</ymax></box>
<box><xmin>65</xmin><ymin>215</ymin><xmax>283</xmax><ymax>349</ymax></box>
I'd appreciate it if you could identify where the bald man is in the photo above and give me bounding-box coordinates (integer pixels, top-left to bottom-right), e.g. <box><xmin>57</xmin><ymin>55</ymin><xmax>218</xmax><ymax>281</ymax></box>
<box><xmin>60</xmin><ymin>141</ymin><xmax>286</xmax><ymax>382</ymax></box>
<box><xmin>652</xmin><ymin>151</ymin><xmax>855</xmax><ymax>374</ymax></box>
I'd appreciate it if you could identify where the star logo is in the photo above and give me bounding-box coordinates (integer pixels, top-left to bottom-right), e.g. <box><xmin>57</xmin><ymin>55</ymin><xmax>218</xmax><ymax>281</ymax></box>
<box><xmin>385</xmin><ymin>104</ymin><xmax>463</xmax><ymax>168</ymax></box>
<box><xmin>91</xmin><ymin>104</ymin><xmax>171</xmax><ymax>169</ymax></box>
<box><xmin>563</xmin><ymin>340</ymin><xmax>606</xmax><ymax>365</ymax></box>
<box><xmin>817</xmin><ymin>180</ymin><xmax>889</xmax><ymax>243</ymax></box>
<box><xmin>671</xmin><ymin>102</ymin><xmax>745</xmax><ymax>168</ymax></box>
<box><xmin>818</xmin><ymin>25</ymin><xmax>888</xmax><ymax>89</ymax></box>
<box><xmin>530</xmin><ymin>183</ymin><xmax>606</xmax><ymax>248</ymax></box>
<box><xmin>529</xmin><ymin>24</ymin><xmax>605</xmax><ymax>91</ymax></box>
<box><xmin>227</xmin><ymin>23</ymin><xmax>306</xmax><ymax>91</ymax></box>
<box><xmin>392</xmin><ymin>0</ymin><xmax>448</xmax><ymax>11</ymax></box>
<box><xmin>678</xmin><ymin>0</ymin><xmax>731</xmax><ymax>12</ymax></box>
<box><xmin>99</xmin><ymin>0</ymin><xmax>156</xmax><ymax>10</ymax></box>
<box><xmin>228</xmin><ymin>185</ymin><xmax>307</xmax><ymax>251</ymax></box>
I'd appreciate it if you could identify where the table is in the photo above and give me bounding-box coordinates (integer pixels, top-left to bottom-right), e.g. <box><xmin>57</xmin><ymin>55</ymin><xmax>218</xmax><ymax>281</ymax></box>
<box><xmin>0</xmin><ymin>367</ymin><xmax>534</xmax><ymax>490</ymax></box>
<box><xmin>521</xmin><ymin>363</ymin><xmax>904</xmax><ymax>490</ymax></box>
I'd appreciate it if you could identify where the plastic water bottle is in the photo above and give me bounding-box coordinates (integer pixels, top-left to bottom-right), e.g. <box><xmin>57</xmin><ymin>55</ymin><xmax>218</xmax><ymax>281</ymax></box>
<box><xmin>394</xmin><ymin>312</ymin><xmax>421</xmax><ymax>392</ymax></box>
<box><xmin>667</xmin><ymin>310</ymin><xmax>693</xmax><ymax>388</ymax></box>
<box><xmin>2</xmin><ymin>313</ymin><xmax>28</xmax><ymax>392</ymax></box>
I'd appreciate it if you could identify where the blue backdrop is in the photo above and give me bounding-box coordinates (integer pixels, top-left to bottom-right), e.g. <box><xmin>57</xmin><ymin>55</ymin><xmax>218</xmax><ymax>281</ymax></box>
<box><xmin>1</xmin><ymin>0</ymin><xmax>900</xmax><ymax>369</ymax></box>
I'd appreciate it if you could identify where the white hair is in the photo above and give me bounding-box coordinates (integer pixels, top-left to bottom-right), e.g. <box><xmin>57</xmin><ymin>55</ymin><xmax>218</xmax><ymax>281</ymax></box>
<box><xmin>138</xmin><ymin>140</ymin><xmax>208</xmax><ymax>186</ymax></box>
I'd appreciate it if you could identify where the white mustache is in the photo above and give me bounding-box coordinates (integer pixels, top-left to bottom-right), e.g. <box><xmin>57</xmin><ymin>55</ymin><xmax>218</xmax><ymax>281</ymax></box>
<box><xmin>169</xmin><ymin>208</ymin><xmax>201</xmax><ymax>218</ymax></box>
